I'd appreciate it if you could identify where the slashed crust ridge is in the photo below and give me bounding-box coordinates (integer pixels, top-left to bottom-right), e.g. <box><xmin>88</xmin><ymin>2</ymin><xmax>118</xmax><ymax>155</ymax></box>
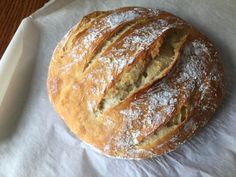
<box><xmin>48</xmin><ymin>7</ymin><xmax>225</xmax><ymax>159</ymax></box>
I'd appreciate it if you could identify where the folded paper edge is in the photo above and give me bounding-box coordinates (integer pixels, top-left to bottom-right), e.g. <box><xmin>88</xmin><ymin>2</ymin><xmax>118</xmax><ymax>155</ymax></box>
<box><xmin>0</xmin><ymin>18</ymin><xmax>38</xmax><ymax>106</ymax></box>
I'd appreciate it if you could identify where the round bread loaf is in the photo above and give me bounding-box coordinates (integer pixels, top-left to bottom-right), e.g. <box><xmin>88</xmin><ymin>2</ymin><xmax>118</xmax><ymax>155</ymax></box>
<box><xmin>47</xmin><ymin>7</ymin><xmax>225</xmax><ymax>159</ymax></box>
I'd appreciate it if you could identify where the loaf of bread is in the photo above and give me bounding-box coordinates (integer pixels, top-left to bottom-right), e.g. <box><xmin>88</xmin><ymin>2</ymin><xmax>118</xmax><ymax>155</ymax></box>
<box><xmin>47</xmin><ymin>7</ymin><xmax>225</xmax><ymax>159</ymax></box>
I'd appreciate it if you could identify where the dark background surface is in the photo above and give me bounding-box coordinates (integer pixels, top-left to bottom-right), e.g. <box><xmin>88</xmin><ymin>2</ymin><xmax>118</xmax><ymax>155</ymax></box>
<box><xmin>0</xmin><ymin>0</ymin><xmax>49</xmax><ymax>59</ymax></box>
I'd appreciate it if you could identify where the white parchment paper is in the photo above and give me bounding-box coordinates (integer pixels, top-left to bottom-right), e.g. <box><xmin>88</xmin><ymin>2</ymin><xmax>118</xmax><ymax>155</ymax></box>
<box><xmin>0</xmin><ymin>0</ymin><xmax>236</xmax><ymax>176</ymax></box>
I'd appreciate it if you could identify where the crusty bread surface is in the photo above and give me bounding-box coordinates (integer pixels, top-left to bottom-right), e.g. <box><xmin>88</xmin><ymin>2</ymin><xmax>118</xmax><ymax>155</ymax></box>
<box><xmin>47</xmin><ymin>7</ymin><xmax>225</xmax><ymax>159</ymax></box>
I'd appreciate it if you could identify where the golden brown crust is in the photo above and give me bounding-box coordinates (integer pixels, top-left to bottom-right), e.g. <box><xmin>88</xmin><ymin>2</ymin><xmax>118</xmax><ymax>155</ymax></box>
<box><xmin>47</xmin><ymin>7</ymin><xmax>225</xmax><ymax>159</ymax></box>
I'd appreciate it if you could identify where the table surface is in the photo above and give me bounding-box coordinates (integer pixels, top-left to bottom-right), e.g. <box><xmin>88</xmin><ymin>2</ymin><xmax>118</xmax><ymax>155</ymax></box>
<box><xmin>0</xmin><ymin>0</ymin><xmax>49</xmax><ymax>59</ymax></box>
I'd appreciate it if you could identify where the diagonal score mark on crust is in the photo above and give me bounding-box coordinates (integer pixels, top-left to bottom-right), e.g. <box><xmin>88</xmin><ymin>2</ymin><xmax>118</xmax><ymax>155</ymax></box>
<box><xmin>97</xmin><ymin>29</ymin><xmax>188</xmax><ymax>115</ymax></box>
<box><xmin>62</xmin><ymin>11</ymin><xmax>108</xmax><ymax>52</ymax></box>
<box><xmin>135</xmin><ymin>77</ymin><xmax>207</xmax><ymax>152</ymax></box>
<box><xmin>63</xmin><ymin>7</ymin><xmax>161</xmax><ymax>71</ymax></box>
<box><xmin>82</xmin><ymin>19</ymin><xmax>149</xmax><ymax>72</ymax></box>
<box><xmin>82</xmin><ymin>9</ymin><xmax>161</xmax><ymax>72</ymax></box>
<box><xmin>135</xmin><ymin>104</ymin><xmax>189</xmax><ymax>150</ymax></box>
